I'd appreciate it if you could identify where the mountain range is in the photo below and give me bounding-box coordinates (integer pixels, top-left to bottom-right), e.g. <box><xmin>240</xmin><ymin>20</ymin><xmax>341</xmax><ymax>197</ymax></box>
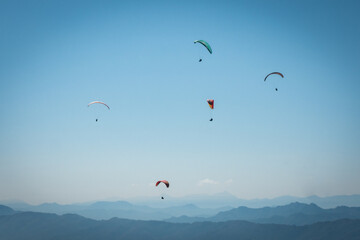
<box><xmin>1</xmin><ymin>201</ymin><xmax>229</xmax><ymax>220</ymax></box>
<box><xmin>2</xmin><ymin>193</ymin><xmax>360</xmax><ymax>221</ymax></box>
<box><xmin>127</xmin><ymin>193</ymin><xmax>360</xmax><ymax>208</ymax></box>
<box><xmin>166</xmin><ymin>202</ymin><xmax>360</xmax><ymax>225</ymax></box>
<box><xmin>0</xmin><ymin>210</ymin><xmax>359</xmax><ymax>240</ymax></box>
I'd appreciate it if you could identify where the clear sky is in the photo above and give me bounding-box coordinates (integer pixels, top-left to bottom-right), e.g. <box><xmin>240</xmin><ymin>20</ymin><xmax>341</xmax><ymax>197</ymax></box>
<box><xmin>0</xmin><ymin>0</ymin><xmax>359</xmax><ymax>204</ymax></box>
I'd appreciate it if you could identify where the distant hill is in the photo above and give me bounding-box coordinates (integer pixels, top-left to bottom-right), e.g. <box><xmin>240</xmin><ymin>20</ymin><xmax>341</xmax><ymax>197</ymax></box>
<box><xmin>0</xmin><ymin>211</ymin><xmax>359</xmax><ymax>240</ymax></box>
<box><xmin>129</xmin><ymin>193</ymin><xmax>360</xmax><ymax>209</ymax></box>
<box><xmin>3</xmin><ymin>201</ymin><xmax>228</xmax><ymax>220</ymax></box>
<box><xmin>0</xmin><ymin>205</ymin><xmax>16</xmax><ymax>216</ymax></box>
<box><xmin>166</xmin><ymin>202</ymin><xmax>360</xmax><ymax>225</ymax></box>
<box><xmin>3</xmin><ymin>193</ymin><xmax>360</xmax><ymax>221</ymax></box>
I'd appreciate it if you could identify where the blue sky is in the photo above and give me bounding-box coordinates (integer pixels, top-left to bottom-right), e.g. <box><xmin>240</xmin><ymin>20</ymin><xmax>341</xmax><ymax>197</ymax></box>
<box><xmin>0</xmin><ymin>0</ymin><xmax>359</xmax><ymax>204</ymax></box>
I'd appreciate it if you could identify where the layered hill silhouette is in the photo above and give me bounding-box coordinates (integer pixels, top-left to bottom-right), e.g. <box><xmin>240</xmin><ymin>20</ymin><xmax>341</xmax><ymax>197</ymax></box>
<box><xmin>0</xmin><ymin>210</ymin><xmax>359</xmax><ymax>240</ymax></box>
<box><xmin>166</xmin><ymin>202</ymin><xmax>360</xmax><ymax>225</ymax></box>
<box><xmin>129</xmin><ymin>193</ymin><xmax>360</xmax><ymax>208</ymax></box>
<box><xmin>1</xmin><ymin>201</ymin><xmax>229</xmax><ymax>220</ymax></box>
<box><xmin>4</xmin><ymin>194</ymin><xmax>360</xmax><ymax>221</ymax></box>
<box><xmin>5</xmin><ymin>193</ymin><xmax>360</xmax><ymax>212</ymax></box>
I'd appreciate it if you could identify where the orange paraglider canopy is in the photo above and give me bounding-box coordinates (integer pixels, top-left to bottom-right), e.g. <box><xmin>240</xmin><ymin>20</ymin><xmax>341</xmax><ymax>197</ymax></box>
<box><xmin>207</xmin><ymin>99</ymin><xmax>214</xmax><ymax>109</ymax></box>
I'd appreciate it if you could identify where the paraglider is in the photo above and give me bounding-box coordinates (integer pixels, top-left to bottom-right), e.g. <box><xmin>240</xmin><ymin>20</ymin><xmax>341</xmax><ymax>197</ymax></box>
<box><xmin>264</xmin><ymin>72</ymin><xmax>284</xmax><ymax>91</ymax></box>
<box><xmin>156</xmin><ymin>180</ymin><xmax>169</xmax><ymax>188</ymax></box>
<box><xmin>88</xmin><ymin>101</ymin><xmax>110</xmax><ymax>122</ymax></box>
<box><xmin>156</xmin><ymin>180</ymin><xmax>169</xmax><ymax>200</ymax></box>
<box><xmin>207</xmin><ymin>99</ymin><xmax>214</xmax><ymax>121</ymax></box>
<box><xmin>194</xmin><ymin>40</ymin><xmax>212</xmax><ymax>62</ymax></box>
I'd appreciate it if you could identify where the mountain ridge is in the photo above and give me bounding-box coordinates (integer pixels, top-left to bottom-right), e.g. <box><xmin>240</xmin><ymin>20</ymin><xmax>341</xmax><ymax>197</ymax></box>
<box><xmin>166</xmin><ymin>202</ymin><xmax>360</xmax><ymax>225</ymax></box>
<box><xmin>0</xmin><ymin>211</ymin><xmax>359</xmax><ymax>240</ymax></box>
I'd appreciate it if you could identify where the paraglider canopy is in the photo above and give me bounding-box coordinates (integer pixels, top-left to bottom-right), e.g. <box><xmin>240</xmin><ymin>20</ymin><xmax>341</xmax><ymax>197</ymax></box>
<box><xmin>156</xmin><ymin>180</ymin><xmax>169</xmax><ymax>188</ymax></box>
<box><xmin>194</xmin><ymin>40</ymin><xmax>212</xmax><ymax>54</ymax></box>
<box><xmin>207</xmin><ymin>99</ymin><xmax>214</xmax><ymax>109</ymax></box>
<box><xmin>264</xmin><ymin>72</ymin><xmax>284</xmax><ymax>82</ymax></box>
<box><xmin>87</xmin><ymin>101</ymin><xmax>110</xmax><ymax>110</ymax></box>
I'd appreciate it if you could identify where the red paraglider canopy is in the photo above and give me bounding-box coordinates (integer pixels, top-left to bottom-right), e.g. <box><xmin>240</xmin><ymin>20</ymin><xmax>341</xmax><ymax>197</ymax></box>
<box><xmin>156</xmin><ymin>180</ymin><xmax>169</xmax><ymax>188</ymax></box>
<box><xmin>264</xmin><ymin>72</ymin><xmax>284</xmax><ymax>81</ymax></box>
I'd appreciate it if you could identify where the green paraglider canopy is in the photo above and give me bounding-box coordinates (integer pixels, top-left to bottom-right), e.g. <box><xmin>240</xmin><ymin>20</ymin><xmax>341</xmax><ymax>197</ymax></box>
<box><xmin>194</xmin><ymin>40</ymin><xmax>212</xmax><ymax>54</ymax></box>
